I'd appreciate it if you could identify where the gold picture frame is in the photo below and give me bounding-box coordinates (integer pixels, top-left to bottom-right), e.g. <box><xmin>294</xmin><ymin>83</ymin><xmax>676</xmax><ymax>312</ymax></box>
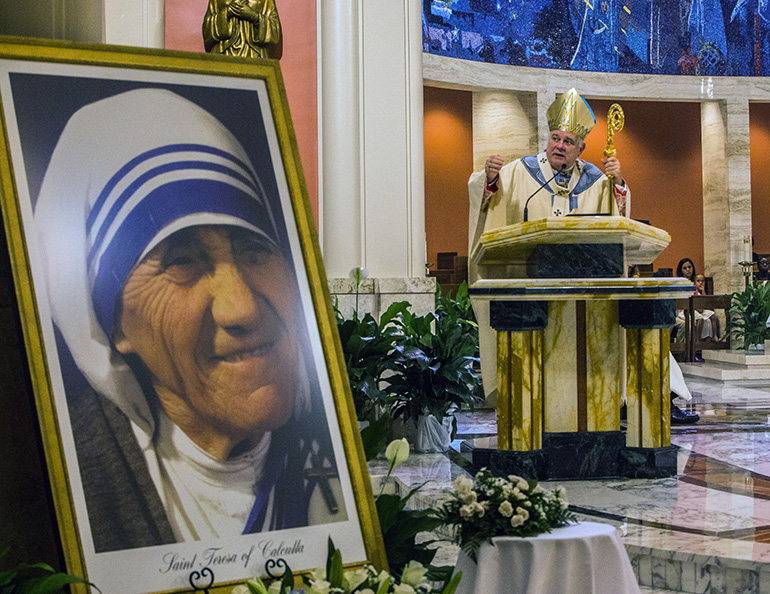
<box><xmin>0</xmin><ymin>37</ymin><xmax>385</xmax><ymax>593</ymax></box>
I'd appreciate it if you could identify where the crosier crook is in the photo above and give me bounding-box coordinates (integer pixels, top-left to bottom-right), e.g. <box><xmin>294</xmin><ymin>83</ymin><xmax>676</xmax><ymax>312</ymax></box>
<box><xmin>604</xmin><ymin>103</ymin><xmax>625</xmax><ymax>205</ymax></box>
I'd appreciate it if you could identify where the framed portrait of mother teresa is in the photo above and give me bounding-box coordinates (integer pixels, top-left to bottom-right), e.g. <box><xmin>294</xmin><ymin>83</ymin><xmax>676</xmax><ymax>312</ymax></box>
<box><xmin>0</xmin><ymin>38</ymin><xmax>385</xmax><ymax>593</ymax></box>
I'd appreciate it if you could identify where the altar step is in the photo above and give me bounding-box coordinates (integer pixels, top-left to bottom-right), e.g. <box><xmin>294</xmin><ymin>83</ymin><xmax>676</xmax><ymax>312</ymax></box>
<box><xmin>679</xmin><ymin>359</ymin><xmax>770</xmax><ymax>382</ymax></box>
<box><xmin>679</xmin><ymin>345</ymin><xmax>770</xmax><ymax>382</ymax></box>
<box><xmin>622</xmin><ymin>523</ymin><xmax>770</xmax><ymax>594</ymax></box>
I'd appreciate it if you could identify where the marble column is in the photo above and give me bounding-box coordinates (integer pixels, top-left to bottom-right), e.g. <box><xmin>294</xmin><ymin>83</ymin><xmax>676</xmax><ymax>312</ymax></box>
<box><xmin>320</xmin><ymin>1</ymin><xmax>433</xmax><ymax>314</ymax></box>
<box><xmin>701</xmin><ymin>99</ymin><xmax>751</xmax><ymax>294</ymax></box>
<box><xmin>0</xmin><ymin>0</ymin><xmax>163</xmax><ymax>47</ymax></box>
<box><xmin>319</xmin><ymin>0</ymin><xmax>363</xmax><ymax>279</ymax></box>
<box><xmin>625</xmin><ymin>328</ymin><xmax>671</xmax><ymax>448</ymax></box>
<box><xmin>0</xmin><ymin>0</ymin><xmax>104</xmax><ymax>44</ymax></box>
<box><xmin>319</xmin><ymin>0</ymin><xmax>426</xmax><ymax>280</ymax></box>
<box><xmin>497</xmin><ymin>329</ymin><xmax>543</xmax><ymax>451</ymax></box>
<box><xmin>103</xmin><ymin>0</ymin><xmax>164</xmax><ymax>47</ymax></box>
<box><xmin>541</xmin><ymin>301</ymin><xmax>623</xmax><ymax>434</ymax></box>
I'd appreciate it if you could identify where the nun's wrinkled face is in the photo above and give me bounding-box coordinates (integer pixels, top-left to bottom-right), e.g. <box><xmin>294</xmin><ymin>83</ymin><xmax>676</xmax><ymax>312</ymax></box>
<box><xmin>114</xmin><ymin>225</ymin><xmax>300</xmax><ymax>460</ymax></box>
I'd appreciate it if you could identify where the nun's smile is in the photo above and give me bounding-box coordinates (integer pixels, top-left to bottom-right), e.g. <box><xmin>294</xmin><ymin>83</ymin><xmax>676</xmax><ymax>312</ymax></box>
<box><xmin>114</xmin><ymin>224</ymin><xmax>300</xmax><ymax>460</ymax></box>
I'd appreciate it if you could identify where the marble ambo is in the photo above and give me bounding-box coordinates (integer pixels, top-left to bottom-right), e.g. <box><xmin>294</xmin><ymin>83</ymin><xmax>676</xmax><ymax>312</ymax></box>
<box><xmin>527</xmin><ymin>243</ymin><xmax>624</xmax><ymax>278</ymax></box>
<box><xmin>489</xmin><ymin>300</ymin><xmax>548</xmax><ymax>331</ymax></box>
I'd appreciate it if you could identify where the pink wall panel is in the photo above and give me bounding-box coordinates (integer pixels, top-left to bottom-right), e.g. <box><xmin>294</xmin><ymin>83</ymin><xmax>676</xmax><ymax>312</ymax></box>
<box><xmin>164</xmin><ymin>0</ymin><xmax>319</xmax><ymax>222</ymax></box>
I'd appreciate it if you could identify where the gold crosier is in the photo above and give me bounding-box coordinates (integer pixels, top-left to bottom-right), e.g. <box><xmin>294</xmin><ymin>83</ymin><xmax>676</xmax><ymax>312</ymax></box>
<box><xmin>603</xmin><ymin>103</ymin><xmax>625</xmax><ymax>203</ymax></box>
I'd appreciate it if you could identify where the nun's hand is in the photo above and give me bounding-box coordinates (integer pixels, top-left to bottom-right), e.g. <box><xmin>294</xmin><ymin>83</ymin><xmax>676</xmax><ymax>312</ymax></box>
<box><xmin>228</xmin><ymin>1</ymin><xmax>260</xmax><ymax>23</ymax></box>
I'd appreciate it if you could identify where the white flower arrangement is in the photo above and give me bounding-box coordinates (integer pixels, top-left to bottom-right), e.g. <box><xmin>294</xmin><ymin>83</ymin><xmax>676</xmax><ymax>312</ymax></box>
<box><xmin>233</xmin><ymin>540</ymin><xmax>461</xmax><ymax>594</ymax></box>
<box><xmin>441</xmin><ymin>468</ymin><xmax>576</xmax><ymax>561</ymax></box>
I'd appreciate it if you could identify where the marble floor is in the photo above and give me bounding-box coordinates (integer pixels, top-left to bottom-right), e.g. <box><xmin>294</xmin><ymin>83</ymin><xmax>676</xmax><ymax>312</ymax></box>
<box><xmin>369</xmin><ymin>377</ymin><xmax>770</xmax><ymax>594</ymax></box>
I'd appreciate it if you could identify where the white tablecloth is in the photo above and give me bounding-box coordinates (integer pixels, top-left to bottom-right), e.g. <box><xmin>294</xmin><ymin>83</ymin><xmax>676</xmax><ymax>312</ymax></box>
<box><xmin>453</xmin><ymin>522</ymin><xmax>641</xmax><ymax>594</ymax></box>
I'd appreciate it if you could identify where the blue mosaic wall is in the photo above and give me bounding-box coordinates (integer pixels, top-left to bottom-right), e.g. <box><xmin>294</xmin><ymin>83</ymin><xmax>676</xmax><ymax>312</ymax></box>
<box><xmin>422</xmin><ymin>0</ymin><xmax>770</xmax><ymax>76</ymax></box>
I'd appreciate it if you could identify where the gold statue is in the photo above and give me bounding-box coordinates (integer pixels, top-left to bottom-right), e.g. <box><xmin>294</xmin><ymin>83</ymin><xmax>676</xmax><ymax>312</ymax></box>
<box><xmin>603</xmin><ymin>103</ymin><xmax>625</xmax><ymax>191</ymax></box>
<box><xmin>203</xmin><ymin>0</ymin><xmax>281</xmax><ymax>59</ymax></box>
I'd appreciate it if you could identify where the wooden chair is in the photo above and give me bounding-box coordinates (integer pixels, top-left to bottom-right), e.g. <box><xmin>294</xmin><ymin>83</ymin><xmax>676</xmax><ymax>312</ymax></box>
<box><xmin>688</xmin><ymin>294</ymin><xmax>731</xmax><ymax>360</ymax></box>
<box><xmin>427</xmin><ymin>251</ymin><xmax>469</xmax><ymax>297</ymax></box>
<box><xmin>670</xmin><ymin>298</ymin><xmax>692</xmax><ymax>362</ymax></box>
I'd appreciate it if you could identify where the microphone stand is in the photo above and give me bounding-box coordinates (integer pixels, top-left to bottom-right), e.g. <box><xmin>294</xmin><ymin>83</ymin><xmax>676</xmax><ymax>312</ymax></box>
<box><xmin>523</xmin><ymin>163</ymin><xmax>567</xmax><ymax>222</ymax></box>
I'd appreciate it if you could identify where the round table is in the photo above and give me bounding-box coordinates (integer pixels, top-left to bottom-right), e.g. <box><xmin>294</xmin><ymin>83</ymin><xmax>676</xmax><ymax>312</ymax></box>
<box><xmin>453</xmin><ymin>522</ymin><xmax>641</xmax><ymax>594</ymax></box>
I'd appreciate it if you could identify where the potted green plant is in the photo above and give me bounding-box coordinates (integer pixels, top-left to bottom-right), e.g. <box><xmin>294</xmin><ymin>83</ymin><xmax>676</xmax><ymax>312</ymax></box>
<box><xmin>335</xmin><ymin>300</ymin><xmax>410</xmax><ymax>424</ymax></box>
<box><xmin>726</xmin><ymin>281</ymin><xmax>770</xmax><ymax>350</ymax></box>
<box><xmin>0</xmin><ymin>547</ymin><xmax>98</xmax><ymax>593</ymax></box>
<box><xmin>387</xmin><ymin>284</ymin><xmax>483</xmax><ymax>452</ymax></box>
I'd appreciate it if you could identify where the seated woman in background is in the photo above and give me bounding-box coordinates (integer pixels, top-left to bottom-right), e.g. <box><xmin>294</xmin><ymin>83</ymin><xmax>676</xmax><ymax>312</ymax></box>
<box><xmin>673</xmin><ymin>257</ymin><xmax>697</xmax><ymax>342</ymax></box>
<box><xmin>676</xmin><ymin>257</ymin><xmax>696</xmax><ymax>283</ymax></box>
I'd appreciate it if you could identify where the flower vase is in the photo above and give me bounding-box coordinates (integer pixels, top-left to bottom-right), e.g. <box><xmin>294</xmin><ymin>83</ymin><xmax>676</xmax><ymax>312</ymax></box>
<box><xmin>414</xmin><ymin>411</ymin><xmax>453</xmax><ymax>453</ymax></box>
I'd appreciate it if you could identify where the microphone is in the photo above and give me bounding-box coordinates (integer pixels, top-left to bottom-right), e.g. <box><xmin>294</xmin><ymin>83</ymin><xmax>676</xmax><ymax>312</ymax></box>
<box><xmin>523</xmin><ymin>163</ymin><xmax>567</xmax><ymax>222</ymax></box>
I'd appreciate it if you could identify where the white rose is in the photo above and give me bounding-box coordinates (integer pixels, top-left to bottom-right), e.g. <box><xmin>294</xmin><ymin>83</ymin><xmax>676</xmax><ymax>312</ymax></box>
<box><xmin>517</xmin><ymin>478</ymin><xmax>529</xmax><ymax>491</ymax></box>
<box><xmin>462</xmin><ymin>490</ymin><xmax>478</xmax><ymax>504</ymax></box>
<box><xmin>307</xmin><ymin>579</ymin><xmax>331</xmax><ymax>594</ymax></box>
<box><xmin>454</xmin><ymin>475</ymin><xmax>474</xmax><ymax>496</ymax></box>
<box><xmin>498</xmin><ymin>500</ymin><xmax>514</xmax><ymax>517</ymax></box>
<box><xmin>311</xmin><ymin>568</ymin><xmax>327</xmax><ymax>581</ymax></box>
<box><xmin>460</xmin><ymin>504</ymin><xmax>474</xmax><ymax>518</ymax></box>
<box><xmin>510</xmin><ymin>514</ymin><xmax>524</xmax><ymax>527</ymax></box>
<box><xmin>343</xmin><ymin>568</ymin><xmax>369</xmax><ymax>592</ymax></box>
<box><xmin>516</xmin><ymin>507</ymin><xmax>530</xmax><ymax>521</ymax></box>
<box><xmin>401</xmin><ymin>561</ymin><xmax>429</xmax><ymax>587</ymax></box>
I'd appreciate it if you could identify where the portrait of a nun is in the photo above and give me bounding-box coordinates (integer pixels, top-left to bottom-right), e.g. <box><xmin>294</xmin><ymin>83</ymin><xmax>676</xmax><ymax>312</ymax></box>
<box><xmin>33</xmin><ymin>88</ymin><xmax>345</xmax><ymax>553</ymax></box>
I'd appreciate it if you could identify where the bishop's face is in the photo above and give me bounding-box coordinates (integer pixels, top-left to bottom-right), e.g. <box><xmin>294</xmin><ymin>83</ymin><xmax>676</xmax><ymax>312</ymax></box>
<box><xmin>546</xmin><ymin>130</ymin><xmax>585</xmax><ymax>171</ymax></box>
<box><xmin>114</xmin><ymin>225</ymin><xmax>301</xmax><ymax>460</ymax></box>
